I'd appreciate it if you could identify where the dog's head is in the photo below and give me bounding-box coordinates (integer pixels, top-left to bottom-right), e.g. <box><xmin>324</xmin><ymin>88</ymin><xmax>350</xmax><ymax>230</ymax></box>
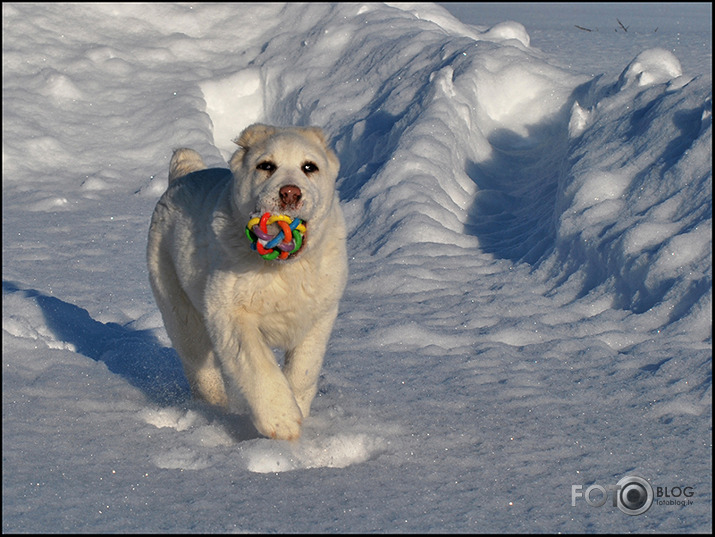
<box><xmin>229</xmin><ymin>124</ymin><xmax>340</xmax><ymax>229</ymax></box>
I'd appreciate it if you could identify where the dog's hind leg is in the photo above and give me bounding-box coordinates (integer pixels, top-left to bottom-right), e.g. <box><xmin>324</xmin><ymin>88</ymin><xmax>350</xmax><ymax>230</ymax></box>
<box><xmin>161</xmin><ymin>293</ymin><xmax>229</xmax><ymax>407</ymax></box>
<box><xmin>168</xmin><ymin>148</ymin><xmax>207</xmax><ymax>183</ymax></box>
<box><xmin>148</xmin><ymin>242</ymin><xmax>228</xmax><ymax>407</ymax></box>
<box><xmin>170</xmin><ymin>302</ymin><xmax>229</xmax><ymax>408</ymax></box>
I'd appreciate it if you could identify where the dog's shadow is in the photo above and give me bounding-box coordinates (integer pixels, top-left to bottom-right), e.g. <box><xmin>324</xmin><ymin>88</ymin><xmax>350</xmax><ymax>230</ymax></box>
<box><xmin>2</xmin><ymin>280</ymin><xmax>261</xmax><ymax>441</ymax></box>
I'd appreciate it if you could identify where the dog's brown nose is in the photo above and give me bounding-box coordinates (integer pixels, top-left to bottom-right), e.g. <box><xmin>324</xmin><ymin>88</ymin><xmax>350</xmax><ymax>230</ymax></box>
<box><xmin>279</xmin><ymin>185</ymin><xmax>302</xmax><ymax>207</ymax></box>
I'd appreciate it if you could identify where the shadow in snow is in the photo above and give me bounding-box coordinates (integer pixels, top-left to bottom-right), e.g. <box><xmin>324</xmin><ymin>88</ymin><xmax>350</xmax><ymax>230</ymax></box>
<box><xmin>464</xmin><ymin>122</ymin><xmax>567</xmax><ymax>265</ymax></box>
<box><xmin>463</xmin><ymin>79</ymin><xmax>599</xmax><ymax>266</ymax></box>
<box><xmin>334</xmin><ymin>110</ymin><xmax>402</xmax><ymax>202</ymax></box>
<box><xmin>3</xmin><ymin>280</ymin><xmax>189</xmax><ymax>406</ymax></box>
<box><xmin>3</xmin><ymin>280</ymin><xmax>265</xmax><ymax>441</ymax></box>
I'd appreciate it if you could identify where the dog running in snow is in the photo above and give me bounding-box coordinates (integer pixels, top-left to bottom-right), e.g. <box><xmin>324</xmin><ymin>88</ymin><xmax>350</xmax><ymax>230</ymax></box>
<box><xmin>147</xmin><ymin>124</ymin><xmax>347</xmax><ymax>440</ymax></box>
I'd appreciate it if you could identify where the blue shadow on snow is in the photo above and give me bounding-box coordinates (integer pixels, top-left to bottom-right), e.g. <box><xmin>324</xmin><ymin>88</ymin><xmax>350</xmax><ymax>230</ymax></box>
<box><xmin>3</xmin><ymin>280</ymin><xmax>190</xmax><ymax>406</ymax></box>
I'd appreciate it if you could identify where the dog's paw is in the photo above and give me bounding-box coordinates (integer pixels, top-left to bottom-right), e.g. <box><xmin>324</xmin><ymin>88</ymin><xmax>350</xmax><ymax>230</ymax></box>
<box><xmin>251</xmin><ymin>399</ymin><xmax>303</xmax><ymax>441</ymax></box>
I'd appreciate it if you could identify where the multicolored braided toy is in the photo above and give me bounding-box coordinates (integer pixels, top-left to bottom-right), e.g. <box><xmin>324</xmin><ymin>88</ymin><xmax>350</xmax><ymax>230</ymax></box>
<box><xmin>245</xmin><ymin>212</ymin><xmax>307</xmax><ymax>260</ymax></box>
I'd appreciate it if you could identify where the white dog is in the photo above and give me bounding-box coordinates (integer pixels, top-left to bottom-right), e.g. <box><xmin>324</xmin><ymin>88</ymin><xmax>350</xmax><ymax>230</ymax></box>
<box><xmin>147</xmin><ymin>124</ymin><xmax>347</xmax><ymax>440</ymax></box>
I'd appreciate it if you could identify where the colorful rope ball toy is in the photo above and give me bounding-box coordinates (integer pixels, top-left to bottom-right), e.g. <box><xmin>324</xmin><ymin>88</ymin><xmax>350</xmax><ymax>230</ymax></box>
<box><xmin>245</xmin><ymin>212</ymin><xmax>306</xmax><ymax>260</ymax></box>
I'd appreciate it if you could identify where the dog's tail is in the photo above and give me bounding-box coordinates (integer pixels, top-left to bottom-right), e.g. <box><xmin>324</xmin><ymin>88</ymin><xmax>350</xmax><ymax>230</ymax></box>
<box><xmin>168</xmin><ymin>148</ymin><xmax>207</xmax><ymax>183</ymax></box>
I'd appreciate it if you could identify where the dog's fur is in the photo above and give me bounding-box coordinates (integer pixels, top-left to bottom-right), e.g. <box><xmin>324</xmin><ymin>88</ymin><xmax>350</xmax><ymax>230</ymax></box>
<box><xmin>147</xmin><ymin>124</ymin><xmax>347</xmax><ymax>440</ymax></box>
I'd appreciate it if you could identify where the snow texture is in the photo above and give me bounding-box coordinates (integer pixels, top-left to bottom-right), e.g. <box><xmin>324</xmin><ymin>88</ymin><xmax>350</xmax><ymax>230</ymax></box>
<box><xmin>2</xmin><ymin>2</ymin><xmax>712</xmax><ymax>533</ymax></box>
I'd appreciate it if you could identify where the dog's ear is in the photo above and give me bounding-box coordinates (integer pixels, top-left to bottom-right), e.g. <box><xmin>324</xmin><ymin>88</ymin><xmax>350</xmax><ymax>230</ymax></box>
<box><xmin>300</xmin><ymin>126</ymin><xmax>341</xmax><ymax>175</ymax></box>
<box><xmin>234</xmin><ymin>123</ymin><xmax>278</xmax><ymax>149</ymax></box>
<box><xmin>298</xmin><ymin>126</ymin><xmax>330</xmax><ymax>147</ymax></box>
<box><xmin>229</xmin><ymin>124</ymin><xmax>278</xmax><ymax>171</ymax></box>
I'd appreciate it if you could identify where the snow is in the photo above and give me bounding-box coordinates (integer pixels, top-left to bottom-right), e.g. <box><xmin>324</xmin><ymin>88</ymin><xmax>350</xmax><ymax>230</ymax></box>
<box><xmin>2</xmin><ymin>2</ymin><xmax>711</xmax><ymax>533</ymax></box>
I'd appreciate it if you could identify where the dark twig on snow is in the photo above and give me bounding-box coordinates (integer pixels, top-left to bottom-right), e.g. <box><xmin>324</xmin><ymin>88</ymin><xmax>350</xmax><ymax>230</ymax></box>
<box><xmin>574</xmin><ymin>25</ymin><xmax>592</xmax><ymax>32</ymax></box>
<box><xmin>617</xmin><ymin>18</ymin><xmax>629</xmax><ymax>32</ymax></box>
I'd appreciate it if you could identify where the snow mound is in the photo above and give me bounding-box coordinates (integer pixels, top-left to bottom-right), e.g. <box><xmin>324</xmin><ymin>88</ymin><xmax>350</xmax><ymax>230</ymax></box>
<box><xmin>618</xmin><ymin>48</ymin><xmax>683</xmax><ymax>89</ymax></box>
<box><xmin>138</xmin><ymin>407</ymin><xmax>388</xmax><ymax>473</ymax></box>
<box><xmin>481</xmin><ymin>21</ymin><xmax>530</xmax><ymax>47</ymax></box>
<box><xmin>242</xmin><ymin>432</ymin><xmax>385</xmax><ymax>473</ymax></box>
<box><xmin>200</xmin><ymin>69</ymin><xmax>264</xmax><ymax>160</ymax></box>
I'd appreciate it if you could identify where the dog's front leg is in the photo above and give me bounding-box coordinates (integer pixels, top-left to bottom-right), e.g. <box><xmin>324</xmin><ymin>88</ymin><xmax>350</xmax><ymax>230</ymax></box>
<box><xmin>204</xmin><ymin>299</ymin><xmax>303</xmax><ymax>440</ymax></box>
<box><xmin>283</xmin><ymin>305</ymin><xmax>339</xmax><ymax>418</ymax></box>
<box><xmin>215</xmin><ymin>318</ymin><xmax>303</xmax><ymax>440</ymax></box>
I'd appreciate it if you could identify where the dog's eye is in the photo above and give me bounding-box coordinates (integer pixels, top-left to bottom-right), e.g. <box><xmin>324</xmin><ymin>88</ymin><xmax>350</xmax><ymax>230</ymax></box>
<box><xmin>302</xmin><ymin>162</ymin><xmax>319</xmax><ymax>174</ymax></box>
<box><xmin>256</xmin><ymin>161</ymin><xmax>276</xmax><ymax>172</ymax></box>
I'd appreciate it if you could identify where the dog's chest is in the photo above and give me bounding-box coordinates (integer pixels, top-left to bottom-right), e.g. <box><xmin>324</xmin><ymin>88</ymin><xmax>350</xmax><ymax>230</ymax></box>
<box><xmin>235</xmin><ymin>266</ymin><xmax>328</xmax><ymax>345</ymax></box>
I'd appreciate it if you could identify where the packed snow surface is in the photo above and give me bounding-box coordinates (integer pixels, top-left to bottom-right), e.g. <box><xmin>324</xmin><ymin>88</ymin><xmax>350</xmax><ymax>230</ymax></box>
<box><xmin>2</xmin><ymin>2</ymin><xmax>711</xmax><ymax>533</ymax></box>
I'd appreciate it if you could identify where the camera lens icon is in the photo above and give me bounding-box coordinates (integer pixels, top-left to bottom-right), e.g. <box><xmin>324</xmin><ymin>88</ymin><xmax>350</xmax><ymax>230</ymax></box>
<box><xmin>616</xmin><ymin>476</ymin><xmax>653</xmax><ymax>515</ymax></box>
